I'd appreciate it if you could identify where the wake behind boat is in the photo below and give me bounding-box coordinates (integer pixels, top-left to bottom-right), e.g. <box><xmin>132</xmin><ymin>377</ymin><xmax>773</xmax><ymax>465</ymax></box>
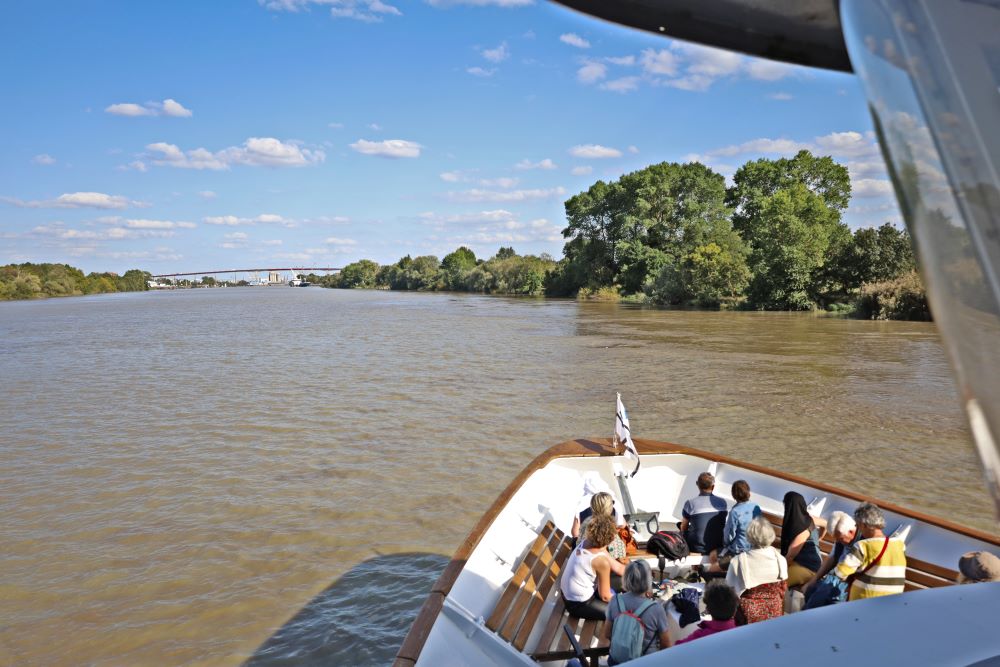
<box><xmin>394</xmin><ymin>437</ymin><xmax>1000</xmax><ymax>666</ymax></box>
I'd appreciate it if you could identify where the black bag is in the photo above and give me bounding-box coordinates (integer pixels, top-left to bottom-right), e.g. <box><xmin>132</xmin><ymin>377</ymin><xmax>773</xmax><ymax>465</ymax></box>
<box><xmin>646</xmin><ymin>530</ymin><xmax>690</xmax><ymax>561</ymax></box>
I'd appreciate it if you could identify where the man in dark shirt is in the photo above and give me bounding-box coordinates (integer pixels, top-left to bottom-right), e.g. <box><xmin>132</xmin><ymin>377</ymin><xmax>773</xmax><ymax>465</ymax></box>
<box><xmin>679</xmin><ymin>472</ymin><xmax>728</xmax><ymax>554</ymax></box>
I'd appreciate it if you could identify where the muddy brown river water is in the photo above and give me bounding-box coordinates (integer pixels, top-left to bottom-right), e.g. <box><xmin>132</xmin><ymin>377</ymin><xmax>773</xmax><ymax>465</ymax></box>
<box><xmin>0</xmin><ymin>287</ymin><xmax>994</xmax><ymax>666</ymax></box>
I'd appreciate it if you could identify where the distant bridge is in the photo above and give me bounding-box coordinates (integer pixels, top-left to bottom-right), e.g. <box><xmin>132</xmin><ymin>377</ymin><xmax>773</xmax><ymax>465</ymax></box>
<box><xmin>151</xmin><ymin>267</ymin><xmax>341</xmax><ymax>278</ymax></box>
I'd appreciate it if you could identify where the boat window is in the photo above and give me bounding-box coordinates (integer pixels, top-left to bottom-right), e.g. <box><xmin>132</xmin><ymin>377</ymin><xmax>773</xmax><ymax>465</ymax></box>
<box><xmin>840</xmin><ymin>0</ymin><xmax>1000</xmax><ymax>518</ymax></box>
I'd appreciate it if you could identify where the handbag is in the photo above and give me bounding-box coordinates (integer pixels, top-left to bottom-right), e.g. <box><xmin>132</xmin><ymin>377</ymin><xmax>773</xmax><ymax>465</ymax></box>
<box><xmin>618</xmin><ymin>524</ymin><xmax>638</xmax><ymax>556</ymax></box>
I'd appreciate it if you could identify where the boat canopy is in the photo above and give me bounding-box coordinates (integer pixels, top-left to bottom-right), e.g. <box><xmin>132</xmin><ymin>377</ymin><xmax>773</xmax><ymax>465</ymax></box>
<box><xmin>552</xmin><ymin>0</ymin><xmax>850</xmax><ymax>72</ymax></box>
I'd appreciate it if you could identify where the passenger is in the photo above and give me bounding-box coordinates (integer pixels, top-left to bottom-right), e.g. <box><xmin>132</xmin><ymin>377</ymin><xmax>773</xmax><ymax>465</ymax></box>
<box><xmin>561</xmin><ymin>513</ymin><xmax>617</xmax><ymax>620</ymax></box>
<box><xmin>834</xmin><ymin>502</ymin><xmax>907</xmax><ymax>601</ymax></box>
<box><xmin>679</xmin><ymin>472</ymin><xmax>728</xmax><ymax>555</ymax></box>
<box><xmin>603</xmin><ymin>560</ymin><xmax>672</xmax><ymax>662</ymax></box>
<box><xmin>571</xmin><ymin>475</ymin><xmax>625</xmax><ymax>540</ymax></box>
<box><xmin>707</xmin><ymin>479</ymin><xmax>761</xmax><ymax>572</ymax></box>
<box><xmin>673</xmin><ymin>580</ymin><xmax>739</xmax><ymax>645</ymax></box>
<box><xmin>802</xmin><ymin>511</ymin><xmax>857</xmax><ymax>606</ymax></box>
<box><xmin>780</xmin><ymin>491</ymin><xmax>825</xmax><ymax>588</ymax></box>
<box><xmin>726</xmin><ymin>516</ymin><xmax>788</xmax><ymax>625</ymax></box>
<box><xmin>577</xmin><ymin>492</ymin><xmax>629</xmax><ymax>581</ymax></box>
<box><xmin>957</xmin><ymin>551</ymin><xmax>1000</xmax><ymax>584</ymax></box>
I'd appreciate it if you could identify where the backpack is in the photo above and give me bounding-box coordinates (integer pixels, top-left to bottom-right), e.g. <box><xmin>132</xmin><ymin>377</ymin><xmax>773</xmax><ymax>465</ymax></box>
<box><xmin>608</xmin><ymin>595</ymin><xmax>657</xmax><ymax>664</ymax></box>
<box><xmin>646</xmin><ymin>530</ymin><xmax>689</xmax><ymax>561</ymax></box>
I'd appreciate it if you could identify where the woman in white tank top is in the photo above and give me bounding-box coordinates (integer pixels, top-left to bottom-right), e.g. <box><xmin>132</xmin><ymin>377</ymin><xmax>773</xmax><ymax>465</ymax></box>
<box><xmin>560</xmin><ymin>513</ymin><xmax>616</xmax><ymax>620</ymax></box>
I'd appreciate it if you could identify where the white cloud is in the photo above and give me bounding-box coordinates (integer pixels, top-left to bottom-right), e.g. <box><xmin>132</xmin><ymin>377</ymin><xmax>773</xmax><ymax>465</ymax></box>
<box><xmin>466</xmin><ymin>66</ymin><xmax>496</xmax><ymax>77</ymax></box>
<box><xmin>768</xmin><ymin>92</ymin><xmax>794</xmax><ymax>101</ymax></box>
<box><xmin>577</xmin><ymin>62</ymin><xmax>607</xmax><ymax>84</ymax></box>
<box><xmin>627</xmin><ymin>145</ymin><xmax>639</xmax><ymax>154</ymax></box>
<box><xmin>204</xmin><ymin>213</ymin><xmax>294</xmax><ymax>226</ymax></box>
<box><xmin>199</xmin><ymin>190</ymin><xmax>217</xmax><ymax>200</ymax></box>
<box><xmin>852</xmin><ymin>179</ymin><xmax>894</xmax><ymax>198</ymax></box>
<box><xmin>105</xmin><ymin>99</ymin><xmax>193</xmax><ymax>117</ymax></box>
<box><xmin>606</xmin><ymin>55</ymin><xmax>635</xmax><ymax>66</ymax></box>
<box><xmin>479</xmin><ymin>177</ymin><xmax>519</xmax><ymax>188</ymax></box>
<box><xmin>367</xmin><ymin>122</ymin><xmax>382</xmax><ymax>130</ymax></box>
<box><xmin>32</xmin><ymin>154</ymin><xmax>56</xmax><ymax>165</ymax></box>
<box><xmin>324</xmin><ymin>236</ymin><xmax>358</xmax><ymax>245</ymax></box>
<box><xmin>709</xmin><ymin>138</ymin><xmax>811</xmax><ymax>157</ymax></box>
<box><xmin>440</xmin><ymin>171</ymin><xmax>463</xmax><ymax>182</ymax></box>
<box><xmin>225</xmin><ymin>232</ymin><xmax>249</xmax><ymax>240</ymax></box>
<box><xmin>124</xmin><ymin>219</ymin><xmax>196</xmax><ymax>229</ymax></box>
<box><xmin>146</xmin><ymin>137</ymin><xmax>325</xmax><ymax>169</ymax></box>
<box><xmin>349</xmin><ymin>138</ymin><xmax>422</xmax><ymax>158</ymax></box>
<box><xmin>640</xmin><ymin>48</ymin><xmax>679</xmax><ymax>76</ymax></box>
<box><xmin>600</xmin><ymin>76</ymin><xmax>640</xmax><ymax>93</ymax></box>
<box><xmin>31</xmin><ymin>223</ymin><xmax>176</xmax><ymax>241</ymax></box>
<box><xmin>261</xmin><ymin>0</ymin><xmax>401</xmax><ymax>21</ymax></box>
<box><xmin>569</xmin><ymin>144</ymin><xmax>622</xmax><ymax>159</ymax></box>
<box><xmin>263</xmin><ymin>239</ymin><xmax>284</xmax><ymax>246</ymax></box>
<box><xmin>560</xmin><ymin>33</ymin><xmax>590</xmax><ymax>48</ymax></box>
<box><xmin>426</xmin><ymin>0</ymin><xmax>533</xmax><ymax>7</ymax></box>
<box><xmin>1</xmin><ymin>191</ymin><xmax>140</xmax><ymax>209</ymax></box>
<box><xmin>328</xmin><ymin>121</ymin><xmax>344</xmax><ymax>129</ymax></box>
<box><xmin>571</xmin><ymin>166</ymin><xmax>593</xmax><ymax>176</ymax></box>
<box><xmin>481</xmin><ymin>42</ymin><xmax>509</xmax><ymax>63</ymax></box>
<box><xmin>746</xmin><ymin>59</ymin><xmax>796</xmax><ymax>81</ymax></box>
<box><xmin>514</xmin><ymin>158</ymin><xmax>557</xmax><ymax>170</ymax></box>
<box><xmin>445</xmin><ymin>187</ymin><xmax>566</xmax><ymax>203</ymax></box>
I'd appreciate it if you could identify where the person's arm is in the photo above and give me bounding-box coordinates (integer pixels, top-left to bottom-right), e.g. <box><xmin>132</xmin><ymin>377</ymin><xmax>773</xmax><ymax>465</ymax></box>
<box><xmin>812</xmin><ymin>515</ymin><xmax>828</xmax><ymax>542</ymax></box>
<box><xmin>834</xmin><ymin>543</ymin><xmax>864</xmax><ymax>580</ymax></box>
<box><xmin>593</xmin><ymin>555</ymin><xmax>613</xmax><ymax>602</ymax></box>
<box><xmin>658</xmin><ymin>630</ymin><xmax>673</xmax><ymax>650</ymax></box>
<box><xmin>784</xmin><ymin>529</ymin><xmax>809</xmax><ymax>562</ymax></box>
<box><xmin>571</xmin><ymin>515</ymin><xmax>581</xmax><ymax>539</ymax></box>
<box><xmin>609</xmin><ymin>554</ymin><xmax>626</xmax><ymax>577</ymax></box>
<box><xmin>722</xmin><ymin>511</ymin><xmax>736</xmax><ymax>554</ymax></box>
<box><xmin>803</xmin><ymin>552</ymin><xmax>836</xmax><ymax>594</ymax></box>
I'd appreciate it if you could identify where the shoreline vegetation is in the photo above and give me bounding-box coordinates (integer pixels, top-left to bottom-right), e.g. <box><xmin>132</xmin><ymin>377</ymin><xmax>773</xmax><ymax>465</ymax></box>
<box><xmin>308</xmin><ymin>151</ymin><xmax>928</xmax><ymax>321</ymax></box>
<box><xmin>4</xmin><ymin>152</ymin><xmax>930</xmax><ymax>320</ymax></box>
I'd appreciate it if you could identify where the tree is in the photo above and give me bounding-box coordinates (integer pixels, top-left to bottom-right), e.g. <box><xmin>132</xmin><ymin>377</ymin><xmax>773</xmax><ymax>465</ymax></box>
<box><xmin>743</xmin><ymin>184</ymin><xmax>841</xmax><ymax>309</ymax></box>
<box><xmin>495</xmin><ymin>247</ymin><xmax>516</xmax><ymax>260</ymax></box>
<box><xmin>117</xmin><ymin>269</ymin><xmax>151</xmax><ymax>292</ymax></box>
<box><xmin>441</xmin><ymin>247</ymin><xmax>477</xmax><ymax>289</ymax></box>
<box><xmin>337</xmin><ymin>259</ymin><xmax>380</xmax><ymax>288</ymax></box>
<box><xmin>201</xmin><ymin>276</ymin><xmax>216</xmax><ymax>286</ymax></box>
<box><xmin>558</xmin><ymin>161</ymin><xmax>743</xmax><ymax>296</ymax></box>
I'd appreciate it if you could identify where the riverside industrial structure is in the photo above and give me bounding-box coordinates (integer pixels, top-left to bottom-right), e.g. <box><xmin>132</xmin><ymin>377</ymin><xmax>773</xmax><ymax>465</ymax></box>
<box><xmin>149</xmin><ymin>267</ymin><xmax>340</xmax><ymax>287</ymax></box>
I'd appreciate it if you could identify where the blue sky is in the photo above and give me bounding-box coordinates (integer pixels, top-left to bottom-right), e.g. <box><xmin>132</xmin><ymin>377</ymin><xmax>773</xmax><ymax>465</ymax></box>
<box><xmin>0</xmin><ymin>0</ymin><xmax>900</xmax><ymax>275</ymax></box>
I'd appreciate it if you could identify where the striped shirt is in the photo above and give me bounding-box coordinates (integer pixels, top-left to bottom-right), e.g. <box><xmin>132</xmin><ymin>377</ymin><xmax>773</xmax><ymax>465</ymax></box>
<box><xmin>835</xmin><ymin>535</ymin><xmax>907</xmax><ymax>600</ymax></box>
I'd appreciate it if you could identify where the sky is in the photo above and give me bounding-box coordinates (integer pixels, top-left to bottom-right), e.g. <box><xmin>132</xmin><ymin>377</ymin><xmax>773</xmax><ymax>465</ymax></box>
<box><xmin>0</xmin><ymin>0</ymin><xmax>902</xmax><ymax>275</ymax></box>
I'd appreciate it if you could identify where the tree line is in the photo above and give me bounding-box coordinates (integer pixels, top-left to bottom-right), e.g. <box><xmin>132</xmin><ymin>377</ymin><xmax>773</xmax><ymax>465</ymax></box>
<box><xmin>321</xmin><ymin>150</ymin><xmax>926</xmax><ymax>319</ymax></box>
<box><xmin>309</xmin><ymin>246</ymin><xmax>557</xmax><ymax>296</ymax></box>
<box><xmin>0</xmin><ymin>263</ymin><xmax>151</xmax><ymax>300</ymax></box>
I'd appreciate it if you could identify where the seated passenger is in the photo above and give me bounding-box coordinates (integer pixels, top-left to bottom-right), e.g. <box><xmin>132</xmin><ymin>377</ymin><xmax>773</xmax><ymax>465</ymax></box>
<box><xmin>780</xmin><ymin>491</ymin><xmax>826</xmax><ymax>588</ymax></box>
<box><xmin>679</xmin><ymin>472</ymin><xmax>728</xmax><ymax>555</ymax></box>
<box><xmin>673</xmin><ymin>580</ymin><xmax>739</xmax><ymax>645</ymax></box>
<box><xmin>708</xmin><ymin>479</ymin><xmax>761</xmax><ymax>572</ymax></box>
<box><xmin>957</xmin><ymin>551</ymin><xmax>1000</xmax><ymax>584</ymax></box>
<box><xmin>603</xmin><ymin>560</ymin><xmax>672</xmax><ymax>662</ymax></box>
<box><xmin>726</xmin><ymin>516</ymin><xmax>788</xmax><ymax>625</ymax></box>
<box><xmin>561</xmin><ymin>513</ymin><xmax>617</xmax><ymax>620</ymax></box>
<box><xmin>571</xmin><ymin>475</ymin><xmax>624</xmax><ymax>540</ymax></box>
<box><xmin>579</xmin><ymin>492</ymin><xmax>628</xmax><ymax>581</ymax></box>
<box><xmin>834</xmin><ymin>502</ymin><xmax>907</xmax><ymax>601</ymax></box>
<box><xmin>802</xmin><ymin>511</ymin><xmax>857</xmax><ymax>607</ymax></box>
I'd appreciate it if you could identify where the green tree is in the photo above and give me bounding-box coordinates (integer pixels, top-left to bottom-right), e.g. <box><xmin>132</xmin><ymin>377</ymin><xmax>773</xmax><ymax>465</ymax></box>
<box><xmin>337</xmin><ymin>259</ymin><xmax>380</xmax><ymax>288</ymax></box>
<box><xmin>744</xmin><ymin>184</ymin><xmax>841</xmax><ymax>309</ymax></box>
<box><xmin>117</xmin><ymin>269</ymin><xmax>151</xmax><ymax>292</ymax></box>
<box><xmin>495</xmin><ymin>246</ymin><xmax>516</xmax><ymax>260</ymax></box>
<box><xmin>441</xmin><ymin>247</ymin><xmax>477</xmax><ymax>289</ymax></box>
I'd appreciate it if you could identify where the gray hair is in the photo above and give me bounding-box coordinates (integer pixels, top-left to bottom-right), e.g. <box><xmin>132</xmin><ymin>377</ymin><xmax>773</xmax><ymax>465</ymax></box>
<box><xmin>854</xmin><ymin>502</ymin><xmax>885</xmax><ymax>529</ymax></box>
<box><xmin>623</xmin><ymin>559</ymin><xmax>653</xmax><ymax>595</ymax></box>
<box><xmin>746</xmin><ymin>515</ymin><xmax>776</xmax><ymax>549</ymax></box>
<box><xmin>827</xmin><ymin>510</ymin><xmax>857</xmax><ymax>537</ymax></box>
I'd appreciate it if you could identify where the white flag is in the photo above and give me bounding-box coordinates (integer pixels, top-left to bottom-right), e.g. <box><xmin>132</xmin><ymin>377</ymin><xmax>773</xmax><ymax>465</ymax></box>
<box><xmin>615</xmin><ymin>392</ymin><xmax>640</xmax><ymax>477</ymax></box>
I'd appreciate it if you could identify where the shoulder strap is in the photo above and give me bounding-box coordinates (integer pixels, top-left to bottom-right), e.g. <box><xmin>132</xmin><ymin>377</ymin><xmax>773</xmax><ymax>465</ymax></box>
<box><xmin>634</xmin><ymin>599</ymin><xmax>658</xmax><ymax>653</ymax></box>
<box><xmin>863</xmin><ymin>537</ymin><xmax>891</xmax><ymax>574</ymax></box>
<box><xmin>616</xmin><ymin>594</ymin><xmax>627</xmax><ymax>613</ymax></box>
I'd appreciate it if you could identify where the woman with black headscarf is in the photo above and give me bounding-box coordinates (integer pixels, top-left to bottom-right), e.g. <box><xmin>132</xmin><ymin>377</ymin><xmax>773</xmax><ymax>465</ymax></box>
<box><xmin>780</xmin><ymin>492</ymin><xmax>826</xmax><ymax>588</ymax></box>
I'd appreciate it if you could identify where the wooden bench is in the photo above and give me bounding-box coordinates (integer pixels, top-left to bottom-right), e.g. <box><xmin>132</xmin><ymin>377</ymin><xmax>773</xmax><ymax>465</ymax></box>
<box><xmin>485</xmin><ymin>521</ymin><xmax>612</xmax><ymax>666</ymax></box>
<box><xmin>762</xmin><ymin>511</ymin><xmax>958</xmax><ymax>591</ymax></box>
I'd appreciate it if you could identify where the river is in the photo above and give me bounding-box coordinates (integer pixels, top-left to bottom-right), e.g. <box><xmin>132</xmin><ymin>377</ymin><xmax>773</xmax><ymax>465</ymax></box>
<box><xmin>0</xmin><ymin>287</ymin><xmax>993</xmax><ymax>666</ymax></box>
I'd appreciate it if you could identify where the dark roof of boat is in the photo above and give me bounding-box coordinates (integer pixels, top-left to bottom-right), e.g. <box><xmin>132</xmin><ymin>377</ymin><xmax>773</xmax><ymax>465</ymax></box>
<box><xmin>552</xmin><ymin>0</ymin><xmax>852</xmax><ymax>73</ymax></box>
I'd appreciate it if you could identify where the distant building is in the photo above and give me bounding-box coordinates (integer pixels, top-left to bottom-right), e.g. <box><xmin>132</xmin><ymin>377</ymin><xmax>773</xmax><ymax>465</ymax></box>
<box><xmin>268</xmin><ymin>271</ymin><xmax>280</xmax><ymax>284</ymax></box>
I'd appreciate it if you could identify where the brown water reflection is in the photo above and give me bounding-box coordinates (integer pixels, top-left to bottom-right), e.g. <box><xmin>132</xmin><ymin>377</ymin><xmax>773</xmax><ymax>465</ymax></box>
<box><xmin>0</xmin><ymin>288</ymin><xmax>993</xmax><ymax>665</ymax></box>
